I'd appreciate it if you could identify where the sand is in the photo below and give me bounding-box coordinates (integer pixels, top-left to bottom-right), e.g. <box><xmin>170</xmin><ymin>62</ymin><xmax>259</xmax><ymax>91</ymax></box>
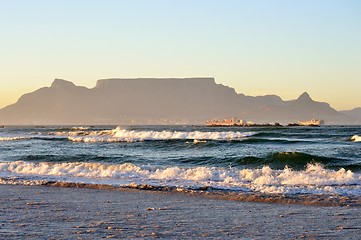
<box><xmin>1</xmin><ymin>184</ymin><xmax>360</xmax><ymax>239</ymax></box>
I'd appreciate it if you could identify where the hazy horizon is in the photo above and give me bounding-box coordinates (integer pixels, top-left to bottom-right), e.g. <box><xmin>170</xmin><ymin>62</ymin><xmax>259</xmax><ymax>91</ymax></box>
<box><xmin>1</xmin><ymin>0</ymin><xmax>360</xmax><ymax>110</ymax></box>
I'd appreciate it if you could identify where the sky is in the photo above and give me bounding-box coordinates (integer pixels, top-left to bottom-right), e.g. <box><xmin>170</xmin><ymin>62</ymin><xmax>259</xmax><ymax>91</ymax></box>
<box><xmin>0</xmin><ymin>0</ymin><xmax>360</xmax><ymax>110</ymax></box>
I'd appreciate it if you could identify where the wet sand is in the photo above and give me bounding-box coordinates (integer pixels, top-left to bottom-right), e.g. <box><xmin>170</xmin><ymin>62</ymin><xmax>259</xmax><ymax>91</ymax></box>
<box><xmin>1</xmin><ymin>184</ymin><xmax>361</xmax><ymax>239</ymax></box>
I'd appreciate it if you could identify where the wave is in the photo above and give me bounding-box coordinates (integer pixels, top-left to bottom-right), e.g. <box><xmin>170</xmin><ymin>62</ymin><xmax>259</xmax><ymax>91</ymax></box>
<box><xmin>0</xmin><ymin>136</ymin><xmax>30</xmax><ymax>141</ymax></box>
<box><xmin>235</xmin><ymin>152</ymin><xmax>341</xmax><ymax>170</ymax></box>
<box><xmin>71</xmin><ymin>126</ymin><xmax>90</xmax><ymax>130</ymax></box>
<box><xmin>241</xmin><ymin>138</ymin><xmax>304</xmax><ymax>144</ymax></box>
<box><xmin>19</xmin><ymin>154</ymin><xmax>119</xmax><ymax>163</ymax></box>
<box><xmin>67</xmin><ymin>127</ymin><xmax>255</xmax><ymax>142</ymax></box>
<box><xmin>173</xmin><ymin>151</ymin><xmax>358</xmax><ymax>171</ymax></box>
<box><xmin>2</xmin><ymin>127</ymin><xmax>357</xmax><ymax>144</ymax></box>
<box><xmin>1</xmin><ymin>161</ymin><xmax>360</xmax><ymax>196</ymax></box>
<box><xmin>0</xmin><ymin>136</ymin><xmax>69</xmax><ymax>142</ymax></box>
<box><xmin>351</xmin><ymin>135</ymin><xmax>361</xmax><ymax>142</ymax></box>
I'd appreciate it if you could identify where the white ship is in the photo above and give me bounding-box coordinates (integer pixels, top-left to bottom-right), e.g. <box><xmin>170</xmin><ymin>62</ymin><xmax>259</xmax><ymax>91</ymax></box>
<box><xmin>298</xmin><ymin>119</ymin><xmax>324</xmax><ymax>126</ymax></box>
<box><xmin>205</xmin><ymin>118</ymin><xmax>282</xmax><ymax>127</ymax></box>
<box><xmin>205</xmin><ymin>118</ymin><xmax>241</xmax><ymax>126</ymax></box>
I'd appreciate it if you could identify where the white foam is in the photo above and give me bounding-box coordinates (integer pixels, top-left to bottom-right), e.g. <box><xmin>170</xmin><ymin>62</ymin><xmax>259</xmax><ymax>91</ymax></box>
<box><xmin>1</xmin><ymin>161</ymin><xmax>360</xmax><ymax>196</ymax></box>
<box><xmin>239</xmin><ymin>164</ymin><xmax>358</xmax><ymax>194</ymax></box>
<box><xmin>0</xmin><ymin>136</ymin><xmax>29</xmax><ymax>141</ymax></box>
<box><xmin>66</xmin><ymin>127</ymin><xmax>255</xmax><ymax>142</ymax></box>
<box><xmin>0</xmin><ymin>177</ymin><xmax>48</xmax><ymax>186</ymax></box>
<box><xmin>71</xmin><ymin>126</ymin><xmax>89</xmax><ymax>130</ymax></box>
<box><xmin>351</xmin><ymin>135</ymin><xmax>361</xmax><ymax>142</ymax></box>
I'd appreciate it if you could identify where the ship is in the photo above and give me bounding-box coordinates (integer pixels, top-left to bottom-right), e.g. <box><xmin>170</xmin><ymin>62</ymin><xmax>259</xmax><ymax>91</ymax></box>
<box><xmin>205</xmin><ymin>118</ymin><xmax>241</xmax><ymax>127</ymax></box>
<box><xmin>298</xmin><ymin>119</ymin><xmax>324</xmax><ymax>126</ymax></box>
<box><xmin>205</xmin><ymin>118</ymin><xmax>282</xmax><ymax>127</ymax></box>
<box><xmin>288</xmin><ymin>119</ymin><xmax>324</xmax><ymax>127</ymax></box>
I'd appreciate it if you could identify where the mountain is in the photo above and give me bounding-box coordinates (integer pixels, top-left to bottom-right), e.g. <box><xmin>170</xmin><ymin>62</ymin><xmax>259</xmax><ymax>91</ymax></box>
<box><xmin>340</xmin><ymin>108</ymin><xmax>361</xmax><ymax>123</ymax></box>
<box><xmin>0</xmin><ymin>78</ymin><xmax>356</xmax><ymax>125</ymax></box>
<box><xmin>237</xmin><ymin>92</ymin><xmax>352</xmax><ymax>124</ymax></box>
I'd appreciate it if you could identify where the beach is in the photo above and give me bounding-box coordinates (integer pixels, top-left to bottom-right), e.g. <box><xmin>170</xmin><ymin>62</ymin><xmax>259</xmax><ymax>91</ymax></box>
<box><xmin>1</xmin><ymin>184</ymin><xmax>361</xmax><ymax>239</ymax></box>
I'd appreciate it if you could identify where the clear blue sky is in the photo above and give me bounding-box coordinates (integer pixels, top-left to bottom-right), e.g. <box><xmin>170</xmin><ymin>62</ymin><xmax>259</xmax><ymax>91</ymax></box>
<box><xmin>1</xmin><ymin>0</ymin><xmax>360</xmax><ymax>110</ymax></box>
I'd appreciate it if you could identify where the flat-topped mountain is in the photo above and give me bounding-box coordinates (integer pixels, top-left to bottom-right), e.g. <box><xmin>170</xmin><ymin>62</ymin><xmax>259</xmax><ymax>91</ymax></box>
<box><xmin>0</xmin><ymin>78</ymin><xmax>356</xmax><ymax>125</ymax></box>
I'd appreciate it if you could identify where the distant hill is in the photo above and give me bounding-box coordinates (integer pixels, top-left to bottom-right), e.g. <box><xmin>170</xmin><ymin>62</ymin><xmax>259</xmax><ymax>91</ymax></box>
<box><xmin>0</xmin><ymin>78</ymin><xmax>357</xmax><ymax>125</ymax></box>
<box><xmin>340</xmin><ymin>108</ymin><xmax>361</xmax><ymax>123</ymax></box>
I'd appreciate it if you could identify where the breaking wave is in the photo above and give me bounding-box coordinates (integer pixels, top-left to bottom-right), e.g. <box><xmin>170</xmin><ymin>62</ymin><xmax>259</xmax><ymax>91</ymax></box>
<box><xmin>71</xmin><ymin>126</ymin><xmax>90</xmax><ymax>130</ymax></box>
<box><xmin>230</xmin><ymin>151</ymin><xmax>361</xmax><ymax>172</ymax></box>
<box><xmin>1</xmin><ymin>161</ymin><xmax>360</xmax><ymax>196</ymax></box>
<box><xmin>0</xmin><ymin>127</ymin><xmax>254</xmax><ymax>143</ymax></box>
<box><xmin>0</xmin><ymin>136</ymin><xmax>30</xmax><ymax>141</ymax></box>
<box><xmin>351</xmin><ymin>135</ymin><xmax>361</xmax><ymax>142</ymax></box>
<box><xmin>66</xmin><ymin>127</ymin><xmax>255</xmax><ymax>142</ymax></box>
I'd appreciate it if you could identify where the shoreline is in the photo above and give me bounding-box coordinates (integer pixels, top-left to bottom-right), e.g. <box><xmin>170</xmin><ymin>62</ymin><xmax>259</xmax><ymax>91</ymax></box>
<box><xmin>1</xmin><ymin>184</ymin><xmax>361</xmax><ymax>239</ymax></box>
<box><xmin>2</xmin><ymin>179</ymin><xmax>361</xmax><ymax>207</ymax></box>
<box><xmin>45</xmin><ymin>181</ymin><xmax>361</xmax><ymax>207</ymax></box>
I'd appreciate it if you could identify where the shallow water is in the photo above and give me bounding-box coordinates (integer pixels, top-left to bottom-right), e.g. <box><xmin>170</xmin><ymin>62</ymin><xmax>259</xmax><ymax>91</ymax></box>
<box><xmin>0</xmin><ymin>125</ymin><xmax>360</xmax><ymax>202</ymax></box>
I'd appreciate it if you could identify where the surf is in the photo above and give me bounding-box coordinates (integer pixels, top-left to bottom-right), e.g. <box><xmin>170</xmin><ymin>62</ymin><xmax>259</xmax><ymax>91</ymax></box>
<box><xmin>66</xmin><ymin>127</ymin><xmax>256</xmax><ymax>142</ymax></box>
<box><xmin>1</xmin><ymin>160</ymin><xmax>360</xmax><ymax>196</ymax></box>
<box><xmin>351</xmin><ymin>135</ymin><xmax>361</xmax><ymax>142</ymax></box>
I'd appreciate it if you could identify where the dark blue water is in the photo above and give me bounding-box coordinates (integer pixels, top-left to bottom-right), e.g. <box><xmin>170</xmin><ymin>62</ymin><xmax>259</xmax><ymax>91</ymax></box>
<box><xmin>0</xmin><ymin>125</ymin><xmax>360</xmax><ymax>197</ymax></box>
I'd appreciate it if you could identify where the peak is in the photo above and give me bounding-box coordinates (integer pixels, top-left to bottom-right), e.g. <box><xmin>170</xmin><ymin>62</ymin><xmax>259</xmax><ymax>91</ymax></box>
<box><xmin>51</xmin><ymin>79</ymin><xmax>76</xmax><ymax>88</ymax></box>
<box><xmin>297</xmin><ymin>92</ymin><xmax>313</xmax><ymax>102</ymax></box>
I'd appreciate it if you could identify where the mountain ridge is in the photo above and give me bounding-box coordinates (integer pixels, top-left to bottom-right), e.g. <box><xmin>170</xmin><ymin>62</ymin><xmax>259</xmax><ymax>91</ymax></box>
<box><xmin>340</xmin><ymin>108</ymin><xmax>361</xmax><ymax>123</ymax></box>
<box><xmin>0</xmin><ymin>78</ymin><xmax>358</xmax><ymax>125</ymax></box>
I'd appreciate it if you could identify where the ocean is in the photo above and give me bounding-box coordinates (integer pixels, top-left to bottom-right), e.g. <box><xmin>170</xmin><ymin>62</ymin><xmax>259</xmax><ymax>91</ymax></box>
<box><xmin>1</xmin><ymin>125</ymin><xmax>360</xmax><ymax>205</ymax></box>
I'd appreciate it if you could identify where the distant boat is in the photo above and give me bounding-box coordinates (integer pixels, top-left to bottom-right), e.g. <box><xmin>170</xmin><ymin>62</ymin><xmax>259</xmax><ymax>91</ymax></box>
<box><xmin>205</xmin><ymin>118</ymin><xmax>282</xmax><ymax>127</ymax></box>
<box><xmin>288</xmin><ymin>119</ymin><xmax>324</xmax><ymax>127</ymax></box>
<box><xmin>298</xmin><ymin>119</ymin><xmax>324</xmax><ymax>126</ymax></box>
<box><xmin>205</xmin><ymin>118</ymin><xmax>240</xmax><ymax>127</ymax></box>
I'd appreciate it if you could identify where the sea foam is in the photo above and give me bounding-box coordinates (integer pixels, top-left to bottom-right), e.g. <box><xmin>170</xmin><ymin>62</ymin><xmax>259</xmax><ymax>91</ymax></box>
<box><xmin>0</xmin><ymin>136</ymin><xmax>29</xmax><ymax>141</ymax></box>
<box><xmin>67</xmin><ymin>127</ymin><xmax>255</xmax><ymax>142</ymax></box>
<box><xmin>1</xmin><ymin>161</ymin><xmax>360</xmax><ymax>196</ymax></box>
<box><xmin>351</xmin><ymin>135</ymin><xmax>361</xmax><ymax>142</ymax></box>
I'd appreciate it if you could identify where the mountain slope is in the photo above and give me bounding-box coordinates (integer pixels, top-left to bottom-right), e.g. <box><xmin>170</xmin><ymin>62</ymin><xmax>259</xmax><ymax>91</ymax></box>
<box><xmin>341</xmin><ymin>107</ymin><xmax>361</xmax><ymax>118</ymax></box>
<box><xmin>0</xmin><ymin>78</ymin><xmax>355</xmax><ymax>125</ymax></box>
<box><xmin>340</xmin><ymin>108</ymin><xmax>361</xmax><ymax>123</ymax></box>
<box><xmin>239</xmin><ymin>92</ymin><xmax>345</xmax><ymax>124</ymax></box>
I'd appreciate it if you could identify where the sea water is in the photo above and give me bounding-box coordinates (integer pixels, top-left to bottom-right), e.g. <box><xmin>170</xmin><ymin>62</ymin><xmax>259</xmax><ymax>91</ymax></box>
<box><xmin>1</xmin><ymin>125</ymin><xmax>360</xmax><ymax>204</ymax></box>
